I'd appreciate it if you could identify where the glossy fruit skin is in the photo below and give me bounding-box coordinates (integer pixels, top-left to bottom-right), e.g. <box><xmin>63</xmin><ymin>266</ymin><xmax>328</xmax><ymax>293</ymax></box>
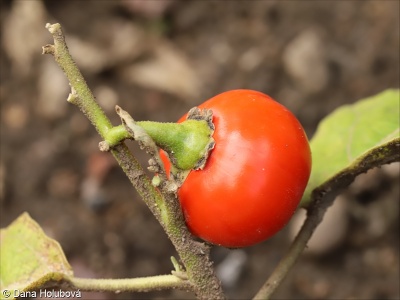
<box><xmin>162</xmin><ymin>90</ymin><xmax>312</xmax><ymax>248</ymax></box>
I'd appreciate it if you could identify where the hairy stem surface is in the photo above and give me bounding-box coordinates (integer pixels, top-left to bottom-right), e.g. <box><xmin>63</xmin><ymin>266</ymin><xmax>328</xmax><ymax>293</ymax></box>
<box><xmin>43</xmin><ymin>23</ymin><xmax>224</xmax><ymax>299</ymax></box>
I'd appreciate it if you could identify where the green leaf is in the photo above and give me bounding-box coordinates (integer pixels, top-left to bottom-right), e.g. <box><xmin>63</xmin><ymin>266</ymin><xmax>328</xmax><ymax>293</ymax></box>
<box><xmin>302</xmin><ymin>89</ymin><xmax>400</xmax><ymax>206</ymax></box>
<box><xmin>0</xmin><ymin>212</ymin><xmax>73</xmax><ymax>297</ymax></box>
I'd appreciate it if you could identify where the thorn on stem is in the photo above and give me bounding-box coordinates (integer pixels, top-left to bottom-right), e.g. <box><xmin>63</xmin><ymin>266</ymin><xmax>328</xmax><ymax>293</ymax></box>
<box><xmin>42</xmin><ymin>44</ymin><xmax>55</xmax><ymax>55</ymax></box>
<box><xmin>67</xmin><ymin>89</ymin><xmax>79</xmax><ymax>104</ymax></box>
<box><xmin>99</xmin><ymin>141</ymin><xmax>110</xmax><ymax>152</ymax></box>
<box><xmin>45</xmin><ymin>22</ymin><xmax>60</xmax><ymax>34</ymax></box>
<box><xmin>148</xmin><ymin>158</ymin><xmax>160</xmax><ymax>172</ymax></box>
<box><xmin>152</xmin><ymin>175</ymin><xmax>161</xmax><ymax>187</ymax></box>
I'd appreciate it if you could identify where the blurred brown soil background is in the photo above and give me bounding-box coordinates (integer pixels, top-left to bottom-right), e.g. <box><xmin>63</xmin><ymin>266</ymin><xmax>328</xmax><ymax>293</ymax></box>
<box><xmin>0</xmin><ymin>1</ymin><xmax>399</xmax><ymax>299</ymax></box>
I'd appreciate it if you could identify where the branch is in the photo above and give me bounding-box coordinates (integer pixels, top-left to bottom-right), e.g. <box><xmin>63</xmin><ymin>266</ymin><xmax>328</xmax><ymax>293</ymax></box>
<box><xmin>43</xmin><ymin>23</ymin><xmax>224</xmax><ymax>300</ymax></box>
<box><xmin>253</xmin><ymin>139</ymin><xmax>400</xmax><ymax>299</ymax></box>
<box><xmin>68</xmin><ymin>275</ymin><xmax>191</xmax><ymax>293</ymax></box>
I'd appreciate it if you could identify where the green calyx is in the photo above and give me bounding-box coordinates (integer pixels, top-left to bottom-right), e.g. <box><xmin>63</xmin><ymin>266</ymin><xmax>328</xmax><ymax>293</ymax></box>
<box><xmin>138</xmin><ymin>108</ymin><xmax>215</xmax><ymax>171</ymax></box>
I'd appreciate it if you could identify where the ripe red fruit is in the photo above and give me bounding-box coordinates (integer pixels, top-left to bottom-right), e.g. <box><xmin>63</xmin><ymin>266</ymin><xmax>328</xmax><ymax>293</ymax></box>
<box><xmin>162</xmin><ymin>90</ymin><xmax>311</xmax><ymax>247</ymax></box>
